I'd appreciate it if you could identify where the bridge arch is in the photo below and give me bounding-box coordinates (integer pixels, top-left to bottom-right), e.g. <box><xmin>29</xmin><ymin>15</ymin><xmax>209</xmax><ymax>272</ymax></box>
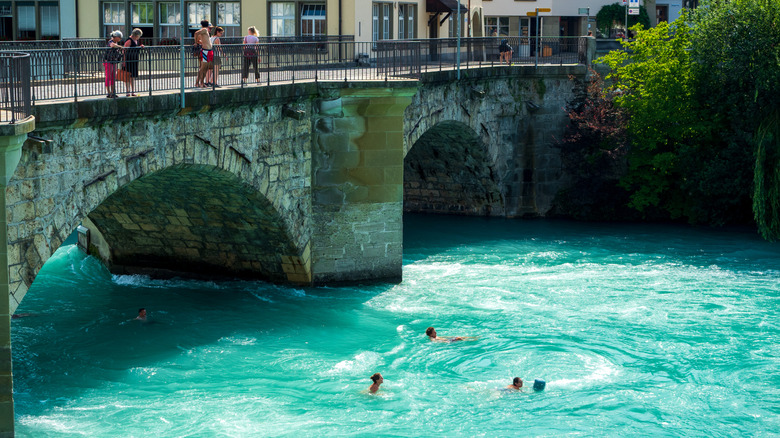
<box><xmin>6</xmin><ymin>105</ymin><xmax>312</xmax><ymax>312</ymax></box>
<box><xmin>403</xmin><ymin>120</ymin><xmax>503</xmax><ymax>215</ymax></box>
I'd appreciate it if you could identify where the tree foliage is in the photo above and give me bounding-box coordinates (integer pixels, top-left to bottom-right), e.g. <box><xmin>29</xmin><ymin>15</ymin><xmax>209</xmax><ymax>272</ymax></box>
<box><xmin>596</xmin><ymin>3</ymin><xmax>650</xmax><ymax>36</ymax></box>
<box><xmin>598</xmin><ymin>18</ymin><xmax>710</xmax><ymax>219</ymax></box>
<box><xmin>553</xmin><ymin>72</ymin><xmax>635</xmax><ymax>221</ymax></box>
<box><xmin>690</xmin><ymin>0</ymin><xmax>780</xmax><ymax>237</ymax></box>
<box><xmin>754</xmin><ymin>112</ymin><xmax>780</xmax><ymax>241</ymax></box>
<box><xmin>559</xmin><ymin>0</ymin><xmax>780</xmax><ymax>238</ymax></box>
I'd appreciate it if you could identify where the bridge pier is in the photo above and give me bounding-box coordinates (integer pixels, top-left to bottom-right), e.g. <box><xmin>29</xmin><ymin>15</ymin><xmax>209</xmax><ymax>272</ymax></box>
<box><xmin>311</xmin><ymin>87</ymin><xmax>417</xmax><ymax>283</ymax></box>
<box><xmin>0</xmin><ymin>117</ymin><xmax>35</xmax><ymax>437</ymax></box>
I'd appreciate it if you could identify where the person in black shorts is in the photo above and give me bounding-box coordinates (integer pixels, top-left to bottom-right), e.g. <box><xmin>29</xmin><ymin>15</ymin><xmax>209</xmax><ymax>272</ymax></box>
<box><xmin>499</xmin><ymin>39</ymin><xmax>513</xmax><ymax>65</ymax></box>
<box><xmin>123</xmin><ymin>28</ymin><xmax>145</xmax><ymax>96</ymax></box>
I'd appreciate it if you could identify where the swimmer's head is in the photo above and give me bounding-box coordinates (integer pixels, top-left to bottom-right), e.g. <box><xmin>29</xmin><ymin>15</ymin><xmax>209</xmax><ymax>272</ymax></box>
<box><xmin>513</xmin><ymin>377</ymin><xmax>523</xmax><ymax>387</ymax></box>
<box><xmin>371</xmin><ymin>373</ymin><xmax>383</xmax><ymax>383</ymax></box>
<box><xmin>425</xmin><ymin>327</ymin><xmax>436</xmax><ymax>337</ymax></box>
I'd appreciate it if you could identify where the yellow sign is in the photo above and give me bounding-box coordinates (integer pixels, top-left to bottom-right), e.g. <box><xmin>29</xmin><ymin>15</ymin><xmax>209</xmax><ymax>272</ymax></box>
<box><xmin>527</xmin><ymin>8</ymin><xmax>552</xmax><ymax>16</ymax></box>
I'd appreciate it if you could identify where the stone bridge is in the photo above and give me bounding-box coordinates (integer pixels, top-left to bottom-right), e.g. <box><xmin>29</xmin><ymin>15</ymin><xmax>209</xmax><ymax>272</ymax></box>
<box><xmin>0</xmin><ymin>65</ymin><xmax>585</xmax><ymax>434</ymax></box>
<box><xmin>3</xmin><ymin>66</ymin><xmax>583</xmax><ymax>313</ymax></box>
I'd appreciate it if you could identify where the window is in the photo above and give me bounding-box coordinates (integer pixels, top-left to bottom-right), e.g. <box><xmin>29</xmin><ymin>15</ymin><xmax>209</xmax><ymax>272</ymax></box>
<box><xmin>398</xmin><ymin>3</ymin><xmax>415</xmax><ymax>39</ymax></box>
<box><xmin>159</xmin><ymin>2</ymin><xmax>182</xmax><ymax>40</ymax></box>
<box><xmin>131</xmin><ymin>2</ymin><xmax>153</xmax><ymax>26</ymax></box>
<box><xmin>448</xmin><ymin>11</ymin><xmax>464</xmax><ymax>37</ymax></box>
<box><xmin>17</xmin><ymin>3</ymin><xmax>35</xmax><ymax>39</ymax></box>
<box><xmin>0</xmin><ymin>3</ymin><xmax>11</xmax><ymax>40</ymax></box>
<box><xmin>39</xmin><ymin>3</ymin><xmax>59</xmax><ymax>39</ymax></box>
<box><xmin>372</xmin><ymin>3</ymin><xmax>378</xmax><ymax>42</ymax></box>
<box><xmin>382</xmin><ymin>3</ymin><xmax>390</xmax><ymax>39</ymax></box>
<box><xmin>270</xmin><ymin>2</ymin><xmax>295</xmax><ymax>37</ymax></box>
<box><xmin>103</xmin><ymin>2</ymin><xmax>126</xmax><ymax>37</ymax></box>
<box><xmin>301</xmin><ymin>4</ymin><xmax>325</xmax><ymax>38</ymax></box>
<box><xmin>485</xmin><ymin>16</ymin><xmax>509</xmax><ymax>38</ymax></box>
<box><xmin>372</xmin><ymin>2</ymin><xmax>391</xmax><ymax>41</ymax></box>
<box><xmin>217</xmin><ymin>2</ymin><xmax>240</xmax><ymax>37</ymax></box>
<box><xmin>131</xmin><ymin>2</ymin><xmax>153</xmax><ymax>37</ymax></box>
<box><xmin>188</xmin><ymin>2</ymin><xmax>210</xmax><ymax>33</ymax></box>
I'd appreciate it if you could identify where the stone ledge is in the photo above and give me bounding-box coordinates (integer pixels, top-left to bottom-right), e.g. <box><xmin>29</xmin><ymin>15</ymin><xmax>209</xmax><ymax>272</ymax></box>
<box><xmin>0</xmin><ymin>117</ymin><xmax>35</xmax><ymax>138</ymax></box>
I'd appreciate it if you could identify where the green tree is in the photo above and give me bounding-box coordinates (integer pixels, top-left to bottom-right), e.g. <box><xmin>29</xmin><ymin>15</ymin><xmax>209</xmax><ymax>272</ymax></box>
<box><xmin>596</xmin><ymin>3</ymin><xmax>651</xmax><ymax>36</ymax></box>
<box><xmin>689</xmin><ymin>0</ymin><xmax>780</xmax><ymax>237</ymax></box>
<box><xmin>598</xmin><ymin>18</ymin><xmax>709</xmax><ymax>219</ymax></box>
<box><xmin>754</xmin><ymin>112</ymin><xmax>780</xmax><ymax>241</ymax></box>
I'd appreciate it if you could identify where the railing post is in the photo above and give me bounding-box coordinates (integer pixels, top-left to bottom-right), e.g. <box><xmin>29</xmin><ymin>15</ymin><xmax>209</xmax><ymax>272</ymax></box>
<box><xmin>148</xmin><ymin>47</ymin><xmax>152</xmax><ymax>97</ymax></box>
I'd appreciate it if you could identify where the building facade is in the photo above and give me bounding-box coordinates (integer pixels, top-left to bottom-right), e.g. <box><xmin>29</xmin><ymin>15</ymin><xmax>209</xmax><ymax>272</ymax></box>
<box><xmin>36</xmin><ymin>0</ymin><xmax>485</xmax><ymax>42</ymax></box>
<box><xmin>0</xmin><ymin>0</ymin><xmax>76</xmax><ymax>40</ymax></box>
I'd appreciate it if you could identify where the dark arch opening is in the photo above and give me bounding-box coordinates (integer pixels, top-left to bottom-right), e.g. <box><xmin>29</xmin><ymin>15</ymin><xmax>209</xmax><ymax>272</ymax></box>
<box><xmin>85</xmin><ymin>164</ymin><xmax>301</xmax><ymax>282</ymax></box>
<box><xmin>403</xmin><ymin>121</ymin><xmax>503</xmax><ymax>215</ymax></box>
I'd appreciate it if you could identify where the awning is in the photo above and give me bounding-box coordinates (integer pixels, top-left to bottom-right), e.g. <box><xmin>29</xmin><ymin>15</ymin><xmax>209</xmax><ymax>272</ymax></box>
<box><xmin>426</xmin><ymin>0</ymin><xmax>468</xmax><ymax>14</ymax></box>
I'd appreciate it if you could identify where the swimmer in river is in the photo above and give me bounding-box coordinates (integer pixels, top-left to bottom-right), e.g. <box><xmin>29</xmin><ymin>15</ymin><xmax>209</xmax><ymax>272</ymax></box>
<box><xmin>135</xmin><ymin>308</ymin><xmax>147</xmax><ymax>321</ymax></box>
<box><xmin>506</xmin><ymin>377</ymin><xmax>523</xmax><ymax>390</ymax></box>
<box><xmin>368</xmin><ymin>373</ymin><xmax>383</xmax><ymax>393</ymax></box>
<box><xmin>425</xmin><ymin>327</ymin><xmax>477</xmax><ymax>343</ymax></box>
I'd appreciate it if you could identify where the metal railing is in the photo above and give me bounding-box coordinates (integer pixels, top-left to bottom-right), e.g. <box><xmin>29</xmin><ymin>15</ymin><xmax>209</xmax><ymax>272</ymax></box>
<box><xmin>0</xmin><ymin>51</ymin><xmax>32</xmax><ymax>124</ymax></box>
<box><xmin>18</xmin><ymin>41</ymin><xmax>420</xmax><ymax>103</ymax></box>
<box><xmin>1</xmin><ymin>37</ymin><xmax>588</xmax><ymax>109</ymax></box>
<box><xmin>409</xmin><ymin>36</ymin><xmax>588</xmax><ymax>72</ymax></box>
<box><xmin>0</xmin><ymin>35</ymin><xmax>356</xmax><ymax>50</ymax></box>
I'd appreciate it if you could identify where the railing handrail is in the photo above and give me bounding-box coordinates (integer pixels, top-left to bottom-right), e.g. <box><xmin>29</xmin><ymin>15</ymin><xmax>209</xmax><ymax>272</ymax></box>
<box><xmin>3</xmin><ymin>37</ymin><xmax>588</xmax><ymax>111</ymax></box>
<box><xmin>0</xmin><ymin>51</ymin><xmax>32</xmax><ymax>124</ymax></box>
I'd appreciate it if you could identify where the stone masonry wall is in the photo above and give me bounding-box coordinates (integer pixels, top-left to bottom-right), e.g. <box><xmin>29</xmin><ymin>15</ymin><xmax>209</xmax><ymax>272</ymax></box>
<box><xmin>7</xmin><ymin>86</ymin><xmax>316</xmax><ymax>312</ymax></box>
<box><xmin>310</xmin><ymin>86</ymin><xmax>417</xmax><ymax>283</ymax></box>
<box><xmin>403</xmin><ymin>66</ymin><xmax>581</xmax><ymax>217</ymax></box>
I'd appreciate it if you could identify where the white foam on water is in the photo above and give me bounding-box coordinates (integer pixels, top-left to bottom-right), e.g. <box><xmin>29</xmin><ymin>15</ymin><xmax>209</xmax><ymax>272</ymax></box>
<box><xmin>219</xmin><ymin>336</ymin><xmax>257</xmax><ymax>346</ymax></box>
<box><xmin>327</xmin><ymin>351</ymin><xmax>381</xmax><ymax>375</ymax></box>
<box><xmin>249</xmin><ymin>291</ymin><xmax>274</xmax><ymax>303</ymax></box>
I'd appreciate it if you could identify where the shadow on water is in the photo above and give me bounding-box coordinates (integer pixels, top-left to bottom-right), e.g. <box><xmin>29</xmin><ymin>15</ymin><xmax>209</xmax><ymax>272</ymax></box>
<box><xmin>403</xmin><ymin>214</ymin><xmax>780</xmax><ymax>272</ymax></box>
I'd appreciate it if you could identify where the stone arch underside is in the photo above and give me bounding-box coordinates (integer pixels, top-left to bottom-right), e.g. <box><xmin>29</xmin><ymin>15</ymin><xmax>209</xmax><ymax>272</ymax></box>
<box><xmin>86</xmin><ymin>164</ymin><xmax>304</xmax><ymax>282</ymax></box>
<box><xmin>7</xmin><ymin>101</ymin><xmax>314</xmax><ymax>312</ymax></box>
<box><xmin>404</xmin><ymin>120</ymin><xmax>503</xmax><ymax>215</ymax></box>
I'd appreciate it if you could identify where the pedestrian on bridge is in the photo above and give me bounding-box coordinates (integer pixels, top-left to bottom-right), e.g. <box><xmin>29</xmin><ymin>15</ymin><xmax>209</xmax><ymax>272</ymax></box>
<box><xmin>242</xmin><ymin>26</ymin><xmax>261</xmax><ymax>84</ymax></box>
<box><xmin>103</xmin><ymin>30</ymin><xmax>124</xmax><ymax>99</ymax></box>
<box><xmin>123</xmin><ymin>28</ymin><xmax>144</xmax><ymax>96</ymax></box>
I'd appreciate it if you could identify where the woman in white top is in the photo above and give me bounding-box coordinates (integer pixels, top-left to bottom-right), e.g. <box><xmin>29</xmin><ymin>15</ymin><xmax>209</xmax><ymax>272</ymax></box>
<box><xmin>242</xmin><ymin>26</ymin><xmax>261</xmax><ymax>83</ymax></box>
<box><xmin>206</xmin><ymin>26</ymin><xmax>224</xmax><ymax>87</ymax></box>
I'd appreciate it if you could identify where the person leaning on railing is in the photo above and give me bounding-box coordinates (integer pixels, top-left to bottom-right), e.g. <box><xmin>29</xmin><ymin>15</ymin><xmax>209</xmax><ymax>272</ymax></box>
<box><xmin>103</xmin><ymin>30</ymin><xmax>124</xmax><ymax>98</ymax></box>
<box><xmin>242</xmin><ymin>26</ymin><xmax>261</xmax><ymax>84</ymax></box>
<box><xmin>123</xmin><ymin>28</ymin><xmax>145</xmax><ymax>96</ymax></box>
<box><xmin>206</xmin><ymin>26</ymin><xmax>224</xmax><ymax>87</ymax></box>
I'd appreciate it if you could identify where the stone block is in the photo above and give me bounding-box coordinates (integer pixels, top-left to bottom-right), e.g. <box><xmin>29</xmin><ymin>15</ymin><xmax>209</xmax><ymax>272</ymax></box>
<box><xmin>367</xmin><ymin>185</ymin><xmax>402</xmax><ymax>203</ymax></box>
<box><xmin>363</xmin><ymin>149</ymin><xmax>403</xmax><ymax>168</ymax></box>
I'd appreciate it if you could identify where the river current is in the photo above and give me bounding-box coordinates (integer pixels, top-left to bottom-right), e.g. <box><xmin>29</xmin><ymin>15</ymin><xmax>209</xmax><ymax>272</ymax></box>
<box><xmin>11</xmin><ymin>215</ymin><xmax>780</xmax><ymax>437</ymax></box>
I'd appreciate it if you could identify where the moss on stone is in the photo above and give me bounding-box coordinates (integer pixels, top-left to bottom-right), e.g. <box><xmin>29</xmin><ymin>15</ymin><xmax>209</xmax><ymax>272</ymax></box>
<box><xmin>536</xmin><ymin>79</ymin><xmax>547</xmax><ymax>100</ymax></box>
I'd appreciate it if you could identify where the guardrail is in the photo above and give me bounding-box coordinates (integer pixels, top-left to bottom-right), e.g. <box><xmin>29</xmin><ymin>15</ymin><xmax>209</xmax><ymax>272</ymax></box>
<box><xmin>19</xmin><ymin>41</ymin><xmax>420</xmax><ymax>103</ymax></box>
<box><xmin>410</xmin><ymin>36</ymin><xmax>588</xmax><ymax>72</ymax></box>
<box><xmin>0</xmin><ymin>35</ymin><xmax>356</xmax><ymax>50</ymax></box>
<box><xmin>0</xmin><ymin>51</ymin><xmax>32</xmax><ymax>124</ymax></box>
<box><xmin>2</xmin><ymin>37</ymin><xmax>588</xmax><ymax>108</ymax></box>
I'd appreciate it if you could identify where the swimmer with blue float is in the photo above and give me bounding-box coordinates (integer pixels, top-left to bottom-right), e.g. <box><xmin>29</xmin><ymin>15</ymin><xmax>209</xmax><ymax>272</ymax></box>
<box><xmin>506</xmin><ymin>377</ymin><xmax>523</xmax><ymax>390</ymax></box>
<box><xmin>425</xmin><ymin>327</ymin><xmax>478</xmax><ymax>343</ymax></box>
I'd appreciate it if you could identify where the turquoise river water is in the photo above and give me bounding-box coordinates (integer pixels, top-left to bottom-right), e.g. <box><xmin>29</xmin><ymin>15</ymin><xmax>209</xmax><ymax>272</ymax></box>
<box><xmin>11</xmin><ymin>215</ymin><xmax>780</xmax><ymax>437</ymax></box>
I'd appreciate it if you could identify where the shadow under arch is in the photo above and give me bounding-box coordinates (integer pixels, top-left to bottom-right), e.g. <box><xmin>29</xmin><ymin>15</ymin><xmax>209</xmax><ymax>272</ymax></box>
<box><xmin>403</xmin><ymin>120</ymin><xmax>504</xmax><ymax>216</ymax></box>
<box><xmin>84</xmin><ymin>164</ymin><xmax>307</xmax><ymax>283</ymax></box>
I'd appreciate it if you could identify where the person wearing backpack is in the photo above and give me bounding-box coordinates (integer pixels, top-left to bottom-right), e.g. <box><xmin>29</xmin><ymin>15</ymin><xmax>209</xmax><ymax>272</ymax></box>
<box><xmin>499</xmin><ymin>39</ymin><xmax>513</xmax><ymax>65</ymax></box>
<box><xmin>103</xmin><ymin>30</ymin><xmax>124</xmax><ymax>98</ymax></box>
